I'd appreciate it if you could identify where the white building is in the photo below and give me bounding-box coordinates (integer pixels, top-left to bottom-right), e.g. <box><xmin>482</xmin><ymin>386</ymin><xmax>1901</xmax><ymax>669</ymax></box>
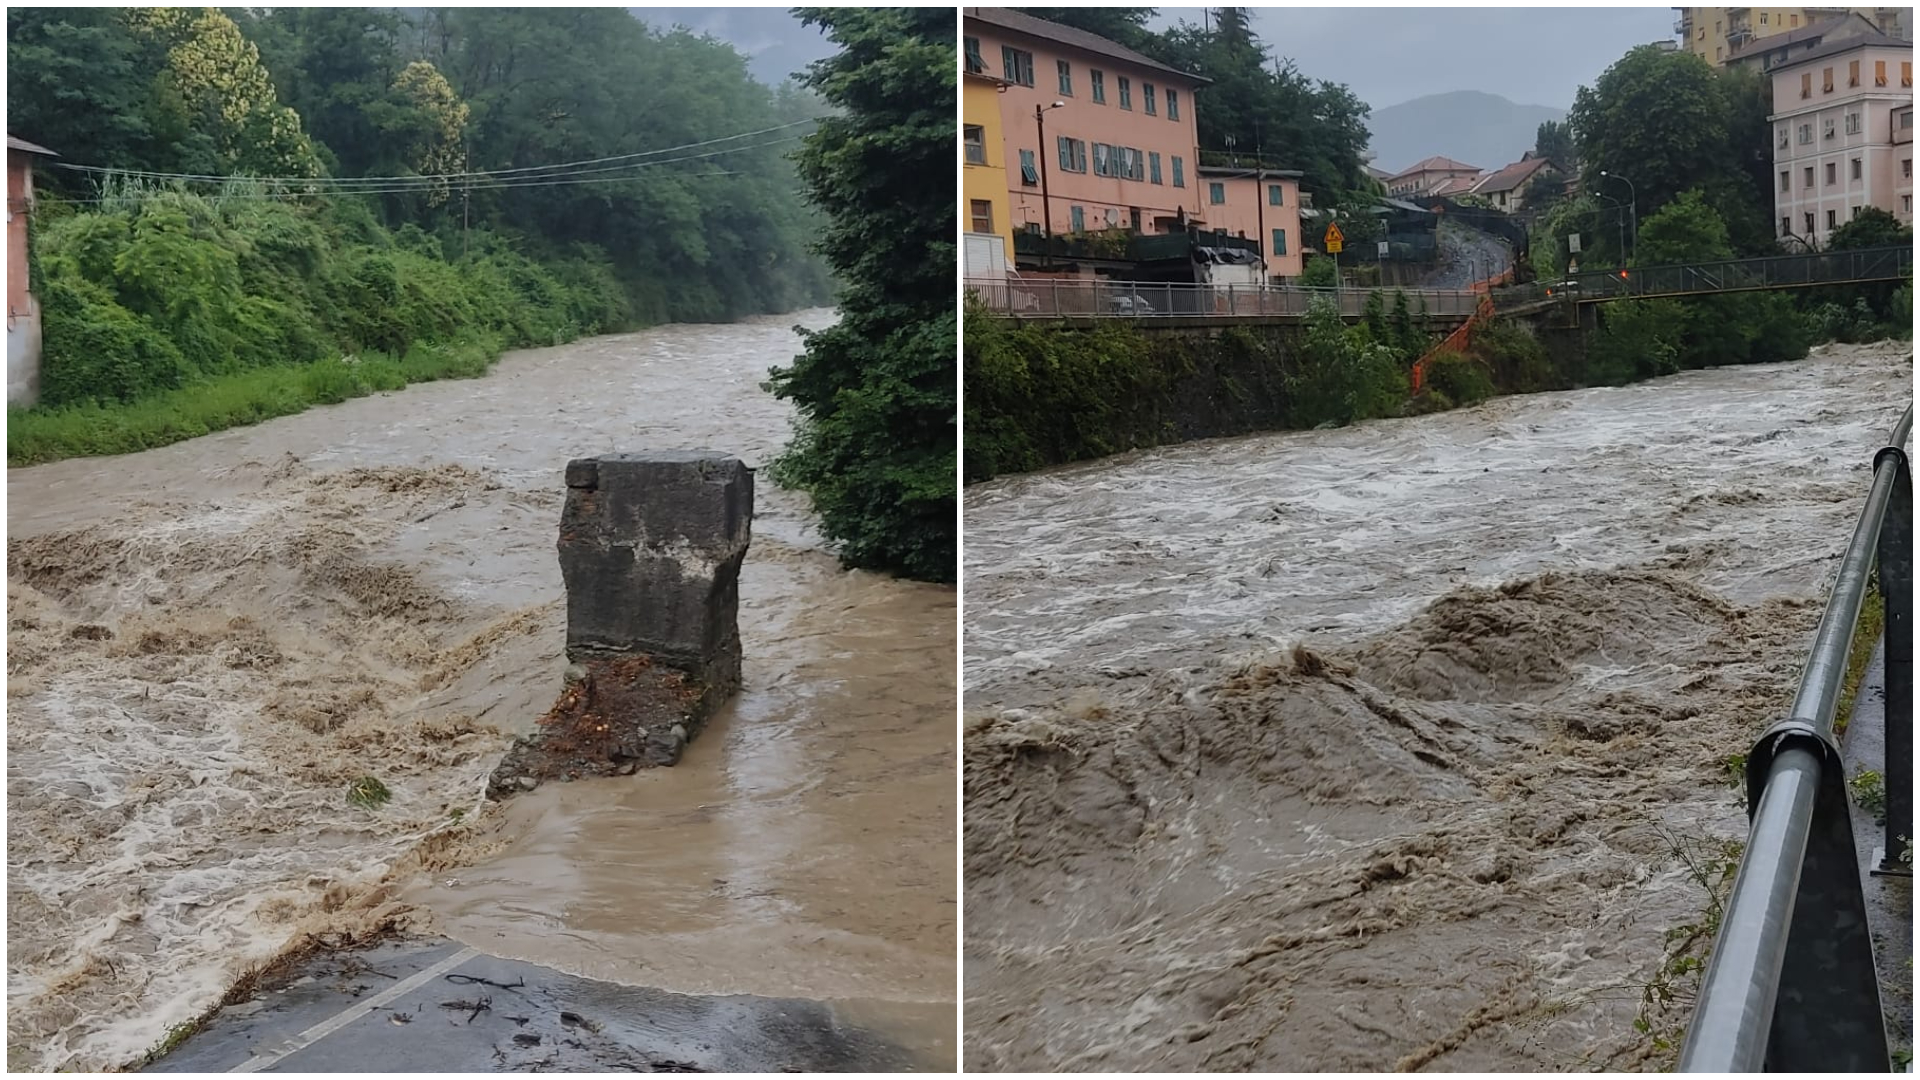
<box><xmin>1768</xmin><ymin>30</ymin><xmax>1913</xmax><ymax>245</ymax></box>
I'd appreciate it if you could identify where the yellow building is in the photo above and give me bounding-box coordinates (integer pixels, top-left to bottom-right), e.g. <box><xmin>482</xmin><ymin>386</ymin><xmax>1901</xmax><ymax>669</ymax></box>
<box><xmin>1676</xmin><ymin>7</ymin><xmax>1908</xmax><ymax>65</ymax></box>
<box><xmin>963</xmin><ymin>69</ymin><xmax>1015</xmax><ymax>273</ymax></box>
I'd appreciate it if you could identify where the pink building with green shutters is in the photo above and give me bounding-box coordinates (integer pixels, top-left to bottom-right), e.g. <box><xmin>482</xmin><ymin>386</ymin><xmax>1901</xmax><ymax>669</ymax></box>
<box><xmin>963</xmin><ymin>7</ymin><xmax>1207</xmax><ymax>239</ymax></box>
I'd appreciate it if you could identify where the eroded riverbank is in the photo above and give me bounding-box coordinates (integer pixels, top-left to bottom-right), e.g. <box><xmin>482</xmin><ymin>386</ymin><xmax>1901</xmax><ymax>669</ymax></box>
<box><xmin>8</xmin><ymin>310</ymin><xmax>956</xmax><ymax>1071</ymax></box>
<box><xmin>962</xmin><ymin>340</ymin><xmax>1909</xmax><ymax>1071</ymax></box>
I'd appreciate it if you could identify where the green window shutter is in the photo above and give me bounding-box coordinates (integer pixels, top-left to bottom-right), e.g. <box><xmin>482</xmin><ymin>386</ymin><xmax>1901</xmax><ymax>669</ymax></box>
<box><xmin>1269</xmin><ymin>184</ymin><xmax>1283</xmax><ymax>206</ymax></box>
<box><xmin>1209</xmin><ymin>182</ymin><xmax>1225</xmax><ymax>205</ymax></box>
<box><xmin>1273</xmin><ymin>228</ymin><xmax>1287</xmax><ymax>255</ymax></box>
<box><xmin>1150</xmin><ymin>152</ymin><xmax>1162</xmax><ymax>184</ymax></box>
<box><xmin>1019</xmin><ymin>149</ymin><xmax>1038</xmax><ymax>186</ymax></box>
<box><xmin>1070</xmin><ymin>205</ymin><xmax>1085</xmax><ymax>231</ymax></box>
<box><xmin>1173</xmin><ymin>156</ymin><xmax>1184</xmax><ymax>188</ymax></box>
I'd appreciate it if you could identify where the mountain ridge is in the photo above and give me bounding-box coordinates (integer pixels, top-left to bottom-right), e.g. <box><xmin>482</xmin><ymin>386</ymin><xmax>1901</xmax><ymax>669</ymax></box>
<box><xmin>1367</xmin><ymin>90</ymin><xmax>1566</xmax><ymax>177</ymax></box>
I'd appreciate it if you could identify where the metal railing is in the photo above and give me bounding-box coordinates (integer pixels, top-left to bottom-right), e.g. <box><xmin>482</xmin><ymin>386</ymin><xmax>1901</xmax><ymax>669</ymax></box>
<box><xmin>1497</xmin><ymin>245</ymin><xmax>1913</xmax><ymax>310</ymax></box>
<box><xmin>1679</xmin><ymin>406</ymin><xmax>1912</xmax><ymax>1073</ymax></box>
<box><xmin>965</xmin><ymin>277</ymin><xmax>1482</xmax><ymax>320</ymax></box>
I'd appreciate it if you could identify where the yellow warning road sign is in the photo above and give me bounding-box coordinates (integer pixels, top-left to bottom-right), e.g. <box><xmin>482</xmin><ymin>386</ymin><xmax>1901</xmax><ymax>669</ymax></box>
<box><xmin>1323</xmin><ymin>222</ymin><xmax>1344</xmax><ymax>253</ymax></box>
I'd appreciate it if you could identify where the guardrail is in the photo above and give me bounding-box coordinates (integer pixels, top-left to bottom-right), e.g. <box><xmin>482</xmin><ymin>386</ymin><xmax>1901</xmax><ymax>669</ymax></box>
<box><xmin>1678</xmin><ymin>405</ymin><xmax>1912</xmax><ymax>1073</ymax></box>
<box><xmin>965</xmin><ymin>277</ymin><xmax>1481</xmax><ymax>320</ymax></box>
<box><xmin>1495</xmin><ymin>245</ymin><xmax>1914</xmax><ymax>309</ymax></box>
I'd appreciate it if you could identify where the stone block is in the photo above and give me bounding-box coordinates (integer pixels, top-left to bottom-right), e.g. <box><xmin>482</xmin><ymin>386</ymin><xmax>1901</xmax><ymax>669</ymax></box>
<box><xmin>558</xmin><ymin>451</ymin><xmax>751</xmax><ymax>692</ymax></box>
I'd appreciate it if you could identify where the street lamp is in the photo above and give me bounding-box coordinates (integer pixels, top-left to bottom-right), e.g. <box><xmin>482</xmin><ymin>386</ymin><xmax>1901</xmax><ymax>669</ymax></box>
<box><xmin>1599</xmin><ymin>170</ymin><xmax>1637</xmax><ymax>263</ymax></box>
<box><xmin>1035</xmin><ymin>101</ymin><xmax>1065</xmax><ymax>266</ymax></box>
<box><xmin>1593</xmin><ymin>191</ymin><xmax>1626</xmax><ymax>267</ymax></box>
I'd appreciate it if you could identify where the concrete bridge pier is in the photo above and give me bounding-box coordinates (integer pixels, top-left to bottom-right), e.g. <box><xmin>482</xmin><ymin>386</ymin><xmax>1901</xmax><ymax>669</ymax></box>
<box><xmin>487</xmin><ymin>451</ymin><xmax>753</xmax><ymax>798</ymax></box>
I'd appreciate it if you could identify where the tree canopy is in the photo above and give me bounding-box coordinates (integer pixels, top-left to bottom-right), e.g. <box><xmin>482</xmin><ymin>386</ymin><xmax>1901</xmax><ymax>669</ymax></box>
<box><xmin>767</xmin><ymin>8</ymin><xmax>955</xmax><ymax>582</ymax></box>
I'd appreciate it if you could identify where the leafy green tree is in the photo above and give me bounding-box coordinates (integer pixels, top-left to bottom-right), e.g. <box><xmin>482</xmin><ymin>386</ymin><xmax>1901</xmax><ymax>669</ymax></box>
<box><xmin>1013</xmin><ymin>7</ymin><xmax>1158</xmax><ymax>50</ymax></box>
<box><xmin>767</xmin><ymin>8</ymin><xmax>955</xmax><ymax>583</ymax></box>
<box><xmin>1635</xmin><ymin>188</ymin><xmax>1732</xmax><ymax>264</ymax></box>
<box><xmin>1298</xmin><ymin>253</ymin><xmax>1337</xmax><ymax>287</ymax></box>
<box><xmin>1533</xmin><ymin>120</ymin><xmax>1576</xmax><ymax>169</ymax></box>
<box><xmin>1827</xmin><ymin>206</ymin><xmax>1913</xmax><ymax>250</ymax></box>
<box><xmin>1288</xmin><ymin>300</ymin><xmax>1405</xmax><ymax>427</ymax></box>
<box><xmin>6</xmin><ymin>9</ymin><xmax>161</xmax><ymax>188</ymax></box>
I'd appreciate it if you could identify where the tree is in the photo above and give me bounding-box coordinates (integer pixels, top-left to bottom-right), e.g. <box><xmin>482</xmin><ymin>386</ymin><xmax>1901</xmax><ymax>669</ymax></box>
<box><xmin>1533</xmin><ymin>120</ymin><xmax>1576</xmax><ymax>170</ymax></box>
<box><xmin>766</xmin><ymin>9</ymin><xmax>955</xmax><ymax>582</ymax></box>
<box><xmin>1015</xmin><ymin>7</ymin><xmax>1158</xmax><ymax>50</ymax></box>
<box><xmin>1572</xmin><ymin>44</ymin><xmax>1781</xmax><ymax>257</ymax></box>
<box><xmin>125</xmin><ymin>7</ymin><xmax>323</xmax><ymax>177</ymax></box>
<box><xmin>1635</xmin><ymin>188</ymin><xmax>1732</xmax><ymax>265</ymax></box>
<box><xmin>1827</xmin><ymin>206</ymin><xmax>1912</xmax><ymax>250</ymax></box>
<box><xmin>6</xmin><ymin>9</ymin><xmax>161</xmax><ymax>190</ymax></box>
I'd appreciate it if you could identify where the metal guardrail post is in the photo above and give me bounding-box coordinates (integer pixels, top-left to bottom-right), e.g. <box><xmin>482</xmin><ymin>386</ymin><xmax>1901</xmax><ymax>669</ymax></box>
<box><xmin>1679</xmin><ymin>407</ymin><xmax>1910</xmax><ymax>1073</ymax></box>
<box><xmin>1874</xmin><ymin>442</ymin><xmax>1912</xmax><ymax>877</ymax></box>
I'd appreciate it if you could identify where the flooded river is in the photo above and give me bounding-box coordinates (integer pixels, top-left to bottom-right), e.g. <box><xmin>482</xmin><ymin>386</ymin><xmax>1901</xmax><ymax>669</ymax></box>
<box><xmin>963</xmin><ymin>340</ymin><xmax>1910</xmax><ymax>1071</ymax></box>
<box><xmin>7</xmin><ymin>310</ymin><xmax>957</xmax><ymax>1071</ymax></box>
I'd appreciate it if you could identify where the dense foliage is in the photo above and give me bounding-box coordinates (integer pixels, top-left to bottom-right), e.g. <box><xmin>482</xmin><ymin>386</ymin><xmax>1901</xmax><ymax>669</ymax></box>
<box><xmin>766</xmin><ymin>8</ymin><xmax>955</xmax><ymax>583</ymax></box>
<box><xmin>965</xmin><ymin>295</ymin><xmax>1423</xmax><ymax>481</ymax></box>
<box><xmin>9</xmin><ymin>7</ymin><xmax>837</xmax><ymax>461</ymax></box>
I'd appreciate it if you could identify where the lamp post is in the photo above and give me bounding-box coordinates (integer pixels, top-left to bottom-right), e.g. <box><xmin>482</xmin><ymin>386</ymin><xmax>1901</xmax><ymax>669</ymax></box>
<box><xmin>1599</xmin><ymin>170</ymin><xmax>1637</xmax><ymax>264</ymax></box>
<box><xmin>1035</xmin><ymin>101</ymin><xmax>1065</xmax><ymax>267</ymax></box>
<box><xmin>1593</xmin><ymin>192</ymin><xmax>1626</xmax><ymax>267</ymax></box>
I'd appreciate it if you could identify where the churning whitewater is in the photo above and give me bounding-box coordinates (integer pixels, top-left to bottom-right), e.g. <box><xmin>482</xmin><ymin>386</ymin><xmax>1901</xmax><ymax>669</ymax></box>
<box><xmin>8</xmin><ymin>310</ymin><xmax>957</xmax><ymax>1071</ymax></box>
<box><xmin>962</xmin><ymin>340</ymin><xmax>1909</xmax><ymax>1071</ymax></box>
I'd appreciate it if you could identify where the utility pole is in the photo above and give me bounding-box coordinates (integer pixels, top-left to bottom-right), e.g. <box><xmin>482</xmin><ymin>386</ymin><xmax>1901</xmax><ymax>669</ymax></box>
<box><xmin>1254</xmin><ymin>124</ymin><xmax>1266</xmax><ymax>283</ymax></box>
<box><xmin>1036</xmin><ymin>101</ymin><xmax>1063</xmax><ymax>268</ymax></box>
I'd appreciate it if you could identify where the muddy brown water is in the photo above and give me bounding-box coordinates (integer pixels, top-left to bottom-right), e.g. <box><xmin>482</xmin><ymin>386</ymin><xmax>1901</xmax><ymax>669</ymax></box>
<box><xmin>963</xmin><ymin>341</ymin><xmax>1910</xmax><ymax>1072</ymax></box>
<box><xmin>6</xmin><ymin>310</ymin><xmax>957</xmax><ymax>1071</ymax></box>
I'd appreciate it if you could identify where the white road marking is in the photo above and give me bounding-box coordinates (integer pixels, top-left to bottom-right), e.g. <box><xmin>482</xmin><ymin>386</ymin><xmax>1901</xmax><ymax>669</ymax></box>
<box><xmin>226</xmin><ymin>946</ymin><xmax>481</xmax><ymax>1073</ymax></box>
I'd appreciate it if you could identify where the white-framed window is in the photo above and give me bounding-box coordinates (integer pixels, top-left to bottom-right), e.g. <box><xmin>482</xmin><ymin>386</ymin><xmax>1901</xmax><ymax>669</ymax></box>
<box><xmin>1845</xmin><ymin>111</ymin><xmax>1862</xmax><ymax>134</ymax></box>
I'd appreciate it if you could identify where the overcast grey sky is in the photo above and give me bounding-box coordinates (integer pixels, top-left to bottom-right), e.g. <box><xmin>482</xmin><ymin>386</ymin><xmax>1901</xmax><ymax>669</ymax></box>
<box><xmin>629</xmin><ymin>8</ymin><xmax>834</xmax><ymax>86</ymax></box>
<box><xmin>1151</xmin><ymin>7</ymin><xmax>1675</xmax><ymax>110</ymax></box>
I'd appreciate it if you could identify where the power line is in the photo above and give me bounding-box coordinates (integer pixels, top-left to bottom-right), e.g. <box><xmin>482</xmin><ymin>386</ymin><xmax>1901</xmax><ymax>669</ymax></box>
<box><xmin>48</xmin><ymin>138</ymin><xmax>806</xmax><ymax>205</ymax></box>
<box><xmin>50</xmin><ymin>117</ymin><xmax>822</xmax><ymax>189</ymax></box>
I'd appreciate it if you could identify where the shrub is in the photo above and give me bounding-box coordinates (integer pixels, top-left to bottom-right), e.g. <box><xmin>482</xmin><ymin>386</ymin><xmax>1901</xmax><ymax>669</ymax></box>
<box><xmin>1424</xmin><ymin>349</ymin><xmax>1495</xmax><ymax>406</ymax></box>
<box><xmin>1588</xmin><ymin>299</ymin><xmax>1685</xmax><ymax>385</ymax></box>
<box><xmin>1287</xmin><ymin>301</ymin><xmax>1406</xmax><ymax>428</ymax></box>
<box><xmin>1471</xmin><ymin>319</ymin><xmax>1555</xmax><ymax>392</ymax></box>
<box><xmin>37</xmin><ymin>276</ymin><xmax>189</xmax><ymax>406</ymax></box>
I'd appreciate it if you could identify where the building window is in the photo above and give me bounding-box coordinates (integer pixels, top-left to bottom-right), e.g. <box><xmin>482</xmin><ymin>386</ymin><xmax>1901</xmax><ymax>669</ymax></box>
<box><xmin>1091</xmin><ymin>69</ymin><xmax>1106</xmax><ymax>104</ymax></box>
<box><xmin>1272</xmin><ymin>228</ymin><xmax>1288</xmax><ymax>255</ymax></box>
<box><xmin>1791</xmin><ymin>14</ymin><xmax>1799</xmax><ymax>27</ymax></box>
<box><xmin>1846</xmin><ymin>111</ymin><xmax>1861</xmax><ymax>134</ymax></box>
<box><xmin>1018</xmin><ymin>149</ymin><xmax>1038</xmax><ymax>186</ymax></box>
<box><xmin>1823</xmin><ymin>66</ymin><xmax>1834</xmax><ymax>92</ymax></box>
<box><xmin>1801</xmin><ymin>72</ymin><xmax>1812</xmax><ymax>98</ymax></box>
<box><xmin>1851</xmin><ymin>158</ymin><xmax>1862</xmax><ymax>180</ymax></box>
<box><xmin>1058</xmin><ymin>59</ymin><xmax>1073</xmax><ymax>96</ymax></box>
<box><xmin>1906</xmin><ymin>111</ymin><xmax>1916</xmax><ymax>129</ymax></box>
<box><xmin>1167</xmin><ymin>90</ymin><xmax>1180</xmax><ymax>121</ymax></box>
<box><xmin>1144</xmin><ymin>83</ymin><xmax>1157</xmax><ymax>116</ymax></box>
<box><xmin>1070</xmin><ymin>205</ymin><xmax>1084</xmax><ymax>232</ymax></box>
<box><xmin>1798</xmin><ymin>122</ymin><xmax>1813</xmax><ymax>144</ymax></box>
<box><xmin>1172</xmin><ymin>156</ymin><xmax>1185</xmax><ymax>188</ymax></box>
<box><xmin>1149</xmin><ymin>151</ymin><xmax>1162</xmax><ymax>184</ymax></box>
<box><xmin>1760</xmin><ymin>12</ymin><xmax>1768</xmax><ymax>25</ymax></box>
<box><xmin>1716</xmin><ymin>46</ymin><xmax>1723</xmax><ymax>61</ymax></box>
<box><xmin>1852</xmin><ymin>204</ymin><xmax>1863</xmax><ymax>219</ymax></box>
<box><xmin>1826</xmin><ymin>208</ymin><xmax>1837</xmax><ymax>229</ymax></box>
<box><xmin>1118</xmin><ymin>76</ymin><xmax>1132</xmax><ymax>110</ymax></box>
<box><xmin>1778</xmin><ymin>126</ymin><xmax>1790</xmax><ymax>149</ymax></box>
<box><xmin>1876</xmin><ymin>60</ymin><xmax>1888</xmax><ymax>86</ymax></box>
<box><xmin>1057</xmin><ymin>136</ymin><xmax>1087</xmax><ymax>173</ymax></box>
<box><xmin>1825</xmin><ymin>162</ymin><xmax>1837</xmax><ymax>185</ymax></box>
<box><xmin>971</xmin><ymin>200</ymin><xmax>994</xmax><ymax>233</ymax></box>
<box><xmin>1906</xmin><ymin>158</ymin><xmax>1913</xmax><ymax>178</ymax></box>
<box><xmin>1824</xmin><ymin>117</ymin><xmax>1835</xmax><ymax>139</ymax></box>
<box><xmin>1906</xmin><ymin>61</ymin><xmax>1914</xmax><ymax>87</ymax></box>
<box><xmin>1269</xmin><ymin>184</ymin><xmax>1284</xmax><ymax>206</ymax></box>
<box><xmin>964</xmin><ymin>125</ymin><xmax>986</xmax><ymax>165</ymax></box>
<box><xmin>1906</xmin><ymin>195</ymin><xmax>1913</xmax><ymax>214</ymax></box>
<box><xmin>1780</xmin><ymin>170</ymin><xmax>1790</xmax><ymax>192</ymax></box>
<box><xmin>1209</xmin><ymin>181</ymin><xmax>1225</xmax><ymax>205</ymax></box>
<box><xmin>1128</xmin><ymin>147</ymin><xmax>1147</xmax><ymax>181</ymax></box>
<box><xmin>963</xmin><ymin>36</ymin><xmax>983</xmax><ymax>74</ymax></box>
<box><xmin>1781</xmin><ymin>215</ymin><xmax>1791</xmax><ymax>235</ymax></box>
<box><xmin>1002</xmin><ymin>47</ymin><xmax>1034</xmax><ymax>86</ymax></box>
<box><xmin>1850</xmin><ymin>60</ymin><xmax>1861</xmax><ymax>87</ymax></box>
<box><xmin>1092</xmin><ymin>142</ymin><xmax>1111</xmax><ymax>177</ymax></box>
<box><xmin>1805</xmin><ymin>211</ymin><xmax>1815</xmax><ymax>233</ymax></box>
<box><xmin>1805</xmin><ymin>166</ymin><xmax>1815</xmax><ymax>188</ymax></box>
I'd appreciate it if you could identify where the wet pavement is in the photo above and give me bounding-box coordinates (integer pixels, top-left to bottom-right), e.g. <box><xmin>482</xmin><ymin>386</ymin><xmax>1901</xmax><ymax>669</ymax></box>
<box><xmin>149</xmin><ymin>936</ymin><xmax>921</xmax><ymax>1073</ymax></box>
<box><xmin>1838</xmin><ymin>643</ymin><xmax>1914</xmax><ymax>1058</ymax></box>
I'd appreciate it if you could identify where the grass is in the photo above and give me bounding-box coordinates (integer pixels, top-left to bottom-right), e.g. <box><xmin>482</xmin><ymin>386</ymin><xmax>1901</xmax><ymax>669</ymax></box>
<box><xmin>345</xmin><ymin>775</ymin><xmax>392</xmax><ymax>810</ymax></box>
<box><xmin>1833</xmin><ymin>582</ymin><xmax>1886</xmax><ymax>736</ymax></box>
<box><xmin>7</xmin><ymin>334</ymin><xmax>504</xmax><ymax>467</ymax></box>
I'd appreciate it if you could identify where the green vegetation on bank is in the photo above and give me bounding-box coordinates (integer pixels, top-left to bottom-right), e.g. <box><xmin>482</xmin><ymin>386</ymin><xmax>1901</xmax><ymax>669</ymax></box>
<box><xmin>767</xmin><ymin>9</ymin><xmax>955</xmax><ymax>583</ymax></box>
<box><xmin>9</xmin><ymin>7</ymin><xmax>834</xmax><ymax>463</ymax></box>
<box><xmin>967</xmin><ymin>193</ymin><xmax>1910</xmax><ymax>483</ymax></box>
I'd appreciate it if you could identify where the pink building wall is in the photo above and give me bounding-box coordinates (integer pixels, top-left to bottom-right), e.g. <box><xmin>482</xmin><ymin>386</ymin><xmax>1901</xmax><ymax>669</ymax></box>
<box><xmin>1769</xmin><ymin>41</ymin><xmax>1914</xmax><ymax>241</ymax></box>
<box><xmin>1195</xmin><ymin>170</ymin><xmax>1304</xmax><ymax>279</ymax></box>
<box><xmin>967</xmin><ymin>11</ymin><xmax>1206</xmax><ymax>237</ymax></box>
